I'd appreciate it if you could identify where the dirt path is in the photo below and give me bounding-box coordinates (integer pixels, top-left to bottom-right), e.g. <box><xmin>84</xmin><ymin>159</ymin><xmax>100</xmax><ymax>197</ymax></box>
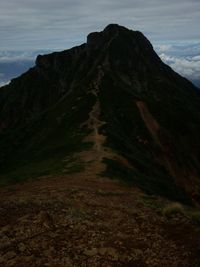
<box><xmin>0</xmin><ymin>96</ymin><xmax>200</xmax><ymax>266</ymax></box>
<box><xmin>79</xmin><ymin>68</ymin><xmax>133</xmax><ymax>175</ymax></box>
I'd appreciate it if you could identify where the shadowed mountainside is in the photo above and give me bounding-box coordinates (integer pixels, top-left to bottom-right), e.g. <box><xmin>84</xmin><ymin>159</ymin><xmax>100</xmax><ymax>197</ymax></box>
<box><xmin>0</xmin><ymin>24</ymin><xmax>200</xmax><ymax>206</ymax></box>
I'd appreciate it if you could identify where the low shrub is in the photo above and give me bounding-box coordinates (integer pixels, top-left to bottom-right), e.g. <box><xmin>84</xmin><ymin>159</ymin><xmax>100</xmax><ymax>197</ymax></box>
<box><xmin>163</xmin><ymin>202</ymin><xmax>185</xmax><ymax>218</ymax></box>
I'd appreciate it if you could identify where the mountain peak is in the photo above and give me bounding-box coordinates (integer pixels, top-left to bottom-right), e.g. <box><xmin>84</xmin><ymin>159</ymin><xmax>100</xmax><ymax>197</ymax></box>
<box><xmin>1</xmin><ymin>24</ymin><xmax>200</xmax><ymax>267</ymax></box>
<box><xmin>87</xmin><ymin>24</ymin><xmax>132</xmax><ymax>47</ymax></box>
<box><xmin>0</xmin><ymin>25</ymin><xmax>200</xmax><ymax>207</ymax></box>
<box><xmin>86</xmin><ymin>24</ymin><xmax>159</xmax><ymax>75</ymax></box>
<box><xmin>103</xmin><ymin>23</ymin><xmax>128</xmax><ymax>32</ymax></box>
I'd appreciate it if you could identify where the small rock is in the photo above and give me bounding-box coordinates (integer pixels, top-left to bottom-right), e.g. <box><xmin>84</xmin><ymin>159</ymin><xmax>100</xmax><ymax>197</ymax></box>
<box><xmin>23</xmin><ymin>256</ymin><xmax>34</xmax><ymax>262</ymax></box>
<box><xmin>84</xmin><ymin>248</ymin><xmax>98</xmax><ymax>257</ymax></box>
<box><xmin>98</xmin><ymin>247</ymin><xmax>108</xmax><ymax>256</ymax></box>
<box><xmin>18</xmin><ymin>243</ymin><xmax>26</xmax><ymax>252</ymax></box>
<box><xmin>18</xmin><ymin>214</ymin><xmax>30</xmax><ymax>222</ymax></box>
<box><xmin>107</xmin><ymin>247</ymin><xmax>118</xmax><ymax>261</ymax></box>
<box><xmin>37</xmin><ymin>211</ymin><xmax>55</xmax><ymax>229</ymax></box>
<box><xmin>4</xmin><ymin>251</ymin><xmax>16</xmax><ymax>260</ymax></box>
<box><xmin>98</xmin><ymin>247</ymin><xmax>118</xmax><ymax>261</ymax></box>
<box><xmin>131</xmin><ymin>248</ymin><xmax>143</xmax><ymax>259</ymax></box>
<box><xmin>62</xmin><ymin>257</ymin><xmax>73</xmax><ymax>266</ymax></box>
<box><xmin>7</xmin><ymin>259</ymin><xmax>17</xmax><ymax>267</ymax></box>
<box><xmin>0</xmin><ymin>225</ymin><xmax>10</xmax><ymax>234</ymax></box>
<box><xmin>119</xmin><ymin>254</ymin><xmax>130</xmax><ymax>263</ymax></box>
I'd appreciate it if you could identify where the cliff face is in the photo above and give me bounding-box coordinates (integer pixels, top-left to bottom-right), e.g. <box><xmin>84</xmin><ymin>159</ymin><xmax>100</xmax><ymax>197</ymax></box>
<box><xmin>1</xmin><ymin>24</ymin><xmax>200</xmax><ymax>205</ymax></box>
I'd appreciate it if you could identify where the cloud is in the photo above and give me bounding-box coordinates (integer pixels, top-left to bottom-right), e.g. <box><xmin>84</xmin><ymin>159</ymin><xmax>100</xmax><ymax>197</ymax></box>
<box><xmin>154</xmin><ymin>42</ymin><xmax>200</xmax><ymax>83</ymax></box>
<box><xmin>0</xmin><ymin>52</ymin><xmax>40</xmax><ymax>86</ymax></box>
<box><xmin>0</xmin><ymin>0</ymin><xmax>199</xmax><ymax>50</ymax></box>
<box><xmin>154</xmin><ymin>42</ymin><xmax>200</xmax><ymax>57</ymax></box>
<box><xmin>0</xmin><ymin>81</ymin><xmax>9</xmax><ymax>87</ymax></box>
<box><xmin>160</xmin><ymin>53</ymin><xmax>200</xmax><ymax>80</ymax></box>
<box><xmin>0</xmin><ymin>73</ymin><xmax>8</xmax><ymax>87</ymax></box>
<box><xmin>155</xmin><ymin>44</ymin><xmax>172</xmax><ymax>53</ymax></box>
<box><xmin>0</xmin><ymin>51</ymin><xmax>49</xmax><ymax>63</ymax></box>
<box><xmin>192</xmin><ymin>55</ymin><xmax>200</xmax><ymax>61</ymax></box>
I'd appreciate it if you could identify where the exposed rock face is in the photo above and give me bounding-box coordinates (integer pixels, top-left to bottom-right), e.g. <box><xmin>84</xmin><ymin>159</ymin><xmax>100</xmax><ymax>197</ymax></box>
<box><xmin>0</xmin><ymin>24</ymin><xmax>200</xmax><ymax>205</ymax></box>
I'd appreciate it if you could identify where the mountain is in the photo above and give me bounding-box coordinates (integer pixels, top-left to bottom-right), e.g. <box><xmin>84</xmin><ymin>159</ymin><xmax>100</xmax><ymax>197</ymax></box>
<box><xmin>0</xmin><ymin>24</ymin><xmax>200</xmax><ymax>206</ymax></box>
<box><xmin>193</xmin><ymin>80</ymin><xmax>200</xmax><ymax>88</ymax></box>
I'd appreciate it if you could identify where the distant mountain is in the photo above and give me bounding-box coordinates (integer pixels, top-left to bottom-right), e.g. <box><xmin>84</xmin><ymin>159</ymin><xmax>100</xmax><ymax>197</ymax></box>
<box><xmin>193</xmin><ymin>80</ymin><xmax>200</xmax><ymax>88</ymax></box>
<box><xmin>1</xmin><ymin>24</ymin><xmax>200</xmax><ymax>206</ymax></box>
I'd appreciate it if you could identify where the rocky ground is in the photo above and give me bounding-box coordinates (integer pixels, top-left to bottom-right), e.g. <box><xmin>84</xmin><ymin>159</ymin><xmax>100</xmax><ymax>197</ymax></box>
<box><xmin>0</xmin><ymin>172</ymin><xmax>200</xmax><ymax>267</ymax></box>
<box><xmin>1</xmin><ymin>100</ymin><xmax>200</xmax><ymax>267</ymax></box>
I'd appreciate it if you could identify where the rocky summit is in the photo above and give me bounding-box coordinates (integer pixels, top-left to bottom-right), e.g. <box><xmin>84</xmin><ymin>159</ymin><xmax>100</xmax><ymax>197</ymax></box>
<box><xmin>0</xmin><ymin>24</ymin><xmax>200</xmax><ymax>267</ymax></box>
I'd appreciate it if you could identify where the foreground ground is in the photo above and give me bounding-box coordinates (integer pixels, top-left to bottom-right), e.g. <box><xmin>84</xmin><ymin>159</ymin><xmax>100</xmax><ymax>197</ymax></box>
<box><xmin>0</xmin><ymin>171</ymin><xmax>200</xmax><ymax>267</ymax></box>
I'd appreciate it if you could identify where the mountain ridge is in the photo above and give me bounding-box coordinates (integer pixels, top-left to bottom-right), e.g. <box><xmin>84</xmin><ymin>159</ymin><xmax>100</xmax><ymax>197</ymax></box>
<box><xmin>0</xmin><ymin>24</ymin><xmax>200</xmax><ymax>206</ymax></box>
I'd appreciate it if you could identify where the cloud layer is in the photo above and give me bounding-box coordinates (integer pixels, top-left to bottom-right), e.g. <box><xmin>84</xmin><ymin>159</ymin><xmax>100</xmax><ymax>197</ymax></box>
<box><xmin>160</xmin><ymin>53</ymin><xmax>200</xmax><ymax>80</ymax></box>
<box><xmin>0</xmin><ymin>0</ymin><xmax>199</xmax><ymax>50</ymax></box>
<box><xmin>0</xmin><ymin>43</ymin><xmax>200</xmax><ymax>88</ymax></box>
<box><xmin>0</xmin><ymin>50</ymin><xmax>49</xmax><ymax>63</ymax></box>
<box><xmin>0</xmin><ymin>51</ymin><xmax>37</xmax><ymax>86</ymax></box>
<box><xmin>154</xmin><ymin>43</ymin><xmax>200</xmax><ymax>86</ymax></box>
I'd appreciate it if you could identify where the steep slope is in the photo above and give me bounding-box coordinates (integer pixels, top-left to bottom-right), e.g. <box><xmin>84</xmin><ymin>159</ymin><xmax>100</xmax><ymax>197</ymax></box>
<box><xmin>0</xmin><ymin>24</ymin><xmax>200</xmax><ymax>205</ymax></box>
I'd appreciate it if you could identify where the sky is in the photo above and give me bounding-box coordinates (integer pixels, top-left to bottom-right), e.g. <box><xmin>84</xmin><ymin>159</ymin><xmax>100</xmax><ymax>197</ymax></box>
<box><xmin>0</xmin><ymin>0</ymin><xmax>200</xmax><ymax>87</ymax></box>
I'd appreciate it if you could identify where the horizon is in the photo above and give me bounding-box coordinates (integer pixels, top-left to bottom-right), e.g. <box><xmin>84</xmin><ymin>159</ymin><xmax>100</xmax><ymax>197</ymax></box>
<box><xmin>0</xmin><ymin>30</ymin><xmax>200</xmax><ymax>88</ymax></box>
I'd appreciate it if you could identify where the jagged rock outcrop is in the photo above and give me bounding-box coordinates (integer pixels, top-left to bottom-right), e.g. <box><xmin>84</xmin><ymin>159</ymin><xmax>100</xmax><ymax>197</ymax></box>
<box><xmin>0</xmin><ymin>24</ymin><xmax>200</xmax><ymax>206</ymax></box>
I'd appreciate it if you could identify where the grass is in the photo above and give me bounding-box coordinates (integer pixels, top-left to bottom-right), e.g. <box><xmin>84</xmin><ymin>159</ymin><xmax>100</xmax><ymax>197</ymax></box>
<box><xmin>187</xmin><ymin>210</ymin><xmax>200</xmax><ymax>225</ymax></box>
<box><xmin>163</xmin><ymin>202</ymin><xmax>200</xmax><ymax>225</ymax></box>
<box><xmin>63</xmin><ymin>162</ymin><xmax>85</xmax><ymax>174</ymax></box>
<box><xmin>139</xmin><ymin>195</ymin><xmax>163</xmax><ymax>213</ymax></box>
<box><xmin>140</xmin><ymin>196</ymin><xmax>200</xmax><ymax>225</ymax></box>
<box><xmin>163</xmin><ymin>203</ymin><xmax>185</xmax><ymax>218</ymax></box>
<box><xmin>0</xmin><ymin>157</ymin><xmax>66</xmax><ymax>186</ymax></box>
